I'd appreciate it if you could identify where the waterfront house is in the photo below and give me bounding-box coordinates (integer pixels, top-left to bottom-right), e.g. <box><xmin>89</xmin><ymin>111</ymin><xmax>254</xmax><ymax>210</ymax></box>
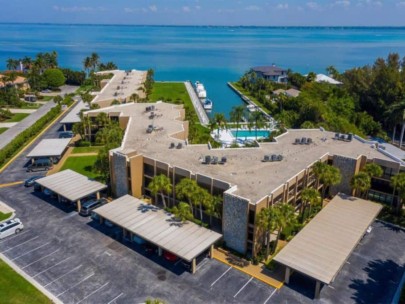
<box><xmin>251</xmin><ymin>65</ymin><xmax>288</xmax><ymax>83</ymax></box>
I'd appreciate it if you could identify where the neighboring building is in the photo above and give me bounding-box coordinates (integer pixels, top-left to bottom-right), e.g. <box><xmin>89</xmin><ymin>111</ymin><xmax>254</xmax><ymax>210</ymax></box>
<box><xmin>313</xmin><ymin>73</ymin><xmax>342</xmax><ymax>85</ymax></box>
<box><xmin>273</xmin><ymin>88</ymin><xmax>301</xmax><ymax>98</ymax></box>
<box><xmin>251</xmin><ymin>65</ymin><xmax>288</xmax><ymax>83</ymax></box>
<box><xmin>90</xmin><ymin>70</ymin><xmax>147</xmax><ymax>107</ymax></box>
<box><xmin>0</xmin><ymin>74</ymin><xmax>30</xmax><ymax>90</ymax></box>
<box><xmin>83</xmin><ymin>102</ymin><xmax>404</xmax><ymax>258</ymax></box>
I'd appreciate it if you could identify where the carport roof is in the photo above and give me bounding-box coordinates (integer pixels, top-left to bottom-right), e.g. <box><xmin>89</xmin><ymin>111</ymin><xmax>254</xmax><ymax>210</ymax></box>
<box><xmin>274</xmin><ymin>193</ymin><xmax>382</xmax><ymax>285</ymax></box>
<box><xmin>93</xmin><ymin>195</ymin><xmax>222</xmax><ymax>262</ymax></box>
<box><xmin>26</xmin><ymin>138</ymin><xmax>71</xmax><ymax>158</ymax></box>
<box><xmin>60</xmin><ymin>100</ymin><xmax>89</xmax><ymax>124</ymax></box>
<box><xmin>36</xmin><ymin>169</ymin><xmax>107</xmax><ymax>202</ymax></box>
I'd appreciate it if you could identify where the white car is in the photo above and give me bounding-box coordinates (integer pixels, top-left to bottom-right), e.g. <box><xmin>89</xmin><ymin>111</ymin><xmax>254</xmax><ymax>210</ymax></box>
<box><xmin>0</xmin><ymin>218</ymin><xmax>24</xmax><ymax>239</ymax></box>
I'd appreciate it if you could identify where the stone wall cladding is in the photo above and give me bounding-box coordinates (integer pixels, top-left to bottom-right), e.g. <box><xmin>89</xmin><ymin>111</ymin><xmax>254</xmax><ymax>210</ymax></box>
<box><xmin>223</xmin><ymin>193</ymin><xmax>249</xmax><ymax>254</ymax></box>
<box><xmin>331</xmin><ymin>155</ymin><xmax>357</xmax><ymax>196</ymax></box>
<box><xmin>113</xmin><ymin>152</ymin><xmax>129</xmax><ymax>197</ymax></box>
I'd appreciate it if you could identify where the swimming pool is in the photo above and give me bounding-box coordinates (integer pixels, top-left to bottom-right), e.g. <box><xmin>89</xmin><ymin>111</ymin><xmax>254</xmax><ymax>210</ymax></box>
<box><xmin>231</xmin><ymin>130</ymin><xmax>270</xmax><ymax>139</ymax></box>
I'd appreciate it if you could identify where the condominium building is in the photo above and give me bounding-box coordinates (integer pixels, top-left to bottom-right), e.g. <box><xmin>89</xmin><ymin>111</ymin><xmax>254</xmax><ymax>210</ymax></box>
<box><xmin>84</xmin><ymin>102</ymin><xmax>404</xmax><ymax>257</ymax></box>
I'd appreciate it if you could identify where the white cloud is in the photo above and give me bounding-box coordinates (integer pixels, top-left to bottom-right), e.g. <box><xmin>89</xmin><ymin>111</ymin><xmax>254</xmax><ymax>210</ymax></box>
<box><xmin>195</xmin><ymin>5</ymin><xmax>201</xmax><ymax>10</ymax></box>
<box><xmin>334</xmin><ymin>0</ymin><xmax>350</xmax><ymax>7</ymax></box>
<box><xmin>149</xmin><ymin>5</ymin><xmax>158</xmax><ymax>12</ymax></box>
<box><xmin>276</xmin><ymin>3</ymin><xmax>289</xmax><ymax>9</ymax></box>
<box><xmin>53</xmin><ymin>6</ymin><xmax>102</xmax><ymax>12</ymax></box>
<box><xmin>306</xmin><ymin>2</ymin><xmax>320</xmax><ymax>10</ymax></box>
<box><xmin>245</xmin><ymin>5</ymin><xmax>261</xmax><ymax>11</ymax></box>
<box><xmin>397</xmin><ymin>1</ymin><xmax>405</xmax><ymax>6</ymax></box>
<box><xmin>182</xmin><ymin>6</ymin><xmax>191</xmax><ymax>12</ymax></box>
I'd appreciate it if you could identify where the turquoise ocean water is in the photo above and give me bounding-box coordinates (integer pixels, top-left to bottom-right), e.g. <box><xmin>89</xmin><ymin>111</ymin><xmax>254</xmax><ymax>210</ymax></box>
<box><xmin>1</xmin><ymin>24</ymin><xmax>405</xmax><ymax>116</ymax></box>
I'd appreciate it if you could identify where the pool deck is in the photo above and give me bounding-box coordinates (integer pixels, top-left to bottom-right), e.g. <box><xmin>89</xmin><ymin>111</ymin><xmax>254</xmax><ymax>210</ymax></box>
<box><xmin>213</xmin><ymin>128</ymin><xmax>271</xmax><ymax>146</ymax></box>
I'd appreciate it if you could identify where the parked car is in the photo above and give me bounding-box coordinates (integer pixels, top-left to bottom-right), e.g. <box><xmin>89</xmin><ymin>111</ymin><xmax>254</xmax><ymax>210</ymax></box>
<box><xmin>79</xmin><ymin>198</ymin><xmax>108</xmax><ymax>216</ymax></box>
<box><xmin>24</xmin><ymin>176</ymin><xmax>43</xmax><ymax>187</ymax></box>
<box><xmin>0</xmin><ymin>218</ymin><xmax>24</xmax><ymax>240</ymax></box>
<box><xmin>26</xmin><ymin>159</ymin><xmax>53</xmax><ymax>172</ymax></box>
<box><xmin>59</xmin><ymin>131</ymin><xmax>74</xmax><ymax>138</ymax></box>
<box><xmin>163</xmin><ymin>251</ymin><xmax>178</xmax><ymax>262</ymax></box>
<box><xmin>142</xmin><ymin>243</ymin><xmax>158</xmax><ymax>255</ymax></box>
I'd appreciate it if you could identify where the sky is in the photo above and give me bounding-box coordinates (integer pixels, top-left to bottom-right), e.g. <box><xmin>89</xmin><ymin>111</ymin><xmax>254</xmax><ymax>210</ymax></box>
<box><xmin>1</xmin><ymin>0</ymin><xmax>405</xmax><ymax>26</ymax></box>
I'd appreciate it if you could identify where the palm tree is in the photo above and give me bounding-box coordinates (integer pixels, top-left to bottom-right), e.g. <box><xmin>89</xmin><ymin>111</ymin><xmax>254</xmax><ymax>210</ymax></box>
<box><xmin>230</xmin><ymin>105</ymin><xmax>245</xmax><ymax>142</ymax></box>
<box><xmin>249</xmin><ymin>111</ymin><xmax>265</xmax><ymax>140</ymax></box>
<box><xmin>208</xmin><ymin>118</ymin><xmax>218</xmax><ymax>136</ymax></box>
<box><xmin>363</xmin><ymin>163</ymin><xmax>383</xmax><ymax>178</ymax></box>
<box><xmin>172</xmin><ymin>202</ymin><xmax>193</xmax><ymax>223</ymax></box>
<box><xmin>385</xmin><ymin>101</ymin><xmax>405</xmax><ymax>147</ymax></box>
<box><xmin>21</xmin><ymin>56</ymin><xmax>32</xmax><ymax>71</ymax></box>
<box><xmin>300</xmin><ymin>188</ymin><xmax>321</xmax><ymax>222</ymax></box>
<box><xmin>148</xmin><ymin>174</ymin><xmax>172</xmax><ymax>208</ymax></box>
<box><xmin>273</xmin><ymin>203</ymin><xmax>297</xmax><ymax>253</ymax></box>
<box><xmin>197</xmin><ymin>188</ymin><xmax>212</xmax><ymax>223</ymax></box>
<box><xmin>257</xmin><ymin>207</ymin><xmax>277</xmax><ymax>258</ymax></box>
<box><xmin>6</xmin><ymin>58</ymin><xmax>18</xmax><ymax>71</ymax></box>
<box><xmin>204</xmin><ymin>195</ymin><xmax>221</xmax><ymax>226</ymax></box>
<box><xmin>90</xmin><ymin>52</ymin><xmax>100</xmax><ymax>71</ymax></box>
<box><xmin>214</xmin><ymin>113</ymin><xmax>227</xmax><ymax>137</ymax></box>
<box><xmin>312</xmin><ymin>162</ymin><xmax>341</xmax><ymax>203</ymax></box>
<box><xmin>130</xmin><ymin>93</ymin><xmax>139</xmax><ymax>103</ymax></box>
<box><xmin>391</xmin><ymin>173</ymin><xmax>405</xmax><ymax>215</ymax></box>
<box><xmin>175</xmin><ymin>178</ymin><xmax>199</xmax><ymax>214</ymax></box>
<box><xmin>83</xmin><ymin>57</ymin><xmax>92</xmax><ymax>76</ymax></box>
<box><xmin>350</xmin><ymin>172</ymin><xmax>371</xmax><ymax>199</ymax></box>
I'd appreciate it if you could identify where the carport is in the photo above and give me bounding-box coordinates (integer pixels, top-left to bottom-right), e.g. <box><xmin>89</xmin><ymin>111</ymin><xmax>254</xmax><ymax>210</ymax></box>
<box><xmin>274</xmin><ymin>193</ymin><xmax>382</xmax><ymax>299</ymax></box>
<box><xmin>60</xmin><ymin>100</ymin><xmax>89</xmax><ymax>131</ymax></box>
<box><xmin>36</xmin><ymin>169</ymin><xmax>107</xmax><ymax>211</ymax></box>
<box><xmin>26</xmin><ymin>138</ymin><xmax>71</xmax><ymax>164</ymax></box>
<box><xmin>93</xmin><ymin>195</ymin><xmax>222</xmax><ymax>273</ymax></box>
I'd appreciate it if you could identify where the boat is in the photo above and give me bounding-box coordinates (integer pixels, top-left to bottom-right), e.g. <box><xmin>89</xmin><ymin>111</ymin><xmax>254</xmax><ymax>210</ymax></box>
<box><xmin>195</xmin><ymin>81</ymin><xmax>207</xmax><ymax>99</ymax></box>
<box><xmin>203</xmin><ymin>99</ymin><xmax>213</xmax><ymax>110</ymax></box>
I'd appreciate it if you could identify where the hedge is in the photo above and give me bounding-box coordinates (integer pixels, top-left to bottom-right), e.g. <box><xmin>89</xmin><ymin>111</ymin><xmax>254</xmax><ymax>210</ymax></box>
<box><xmin>0</xmin><ymin>105</ymin><xmax>62</xmax><ymax>168</ymax></box>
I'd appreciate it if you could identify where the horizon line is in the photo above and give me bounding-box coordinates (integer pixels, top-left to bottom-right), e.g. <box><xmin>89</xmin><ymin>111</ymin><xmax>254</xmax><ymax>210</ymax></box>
<box><xmin>1</xmin><ymin>22</ymin><xmax>405</xmax><ymax>28</ymax></box>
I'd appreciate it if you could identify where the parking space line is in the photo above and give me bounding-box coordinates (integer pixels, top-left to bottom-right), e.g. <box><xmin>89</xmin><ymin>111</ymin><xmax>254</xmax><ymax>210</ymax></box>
<box><xmin>1</xmin><ymin>236</ymin><xmax>39</xmax><ymax>253</ymax></box>
<box><xmin>44</xmin><ymin>264</ymin><xmax>83</xmax><ymax>287</ymax></box>
<box><xmin>33</xmin><ymin>256</ymin><xmax>73</xmax><ymax>278</ymax></box>
<box><xmin>107</xmin><ymin>292</ymin><xmax>124</xmax><ymax>304</ymax></box>
<box><xmin>234</xmin><ymin>276</ymin><xmax>253</xmax><ymax>298</ymax></box>
<box><xmin>76</xmin><ymin>282</ymin><xmax>109</xmax><ymax>304</ymax></box>
<box><xmin>196</xmin><ymin>259</ymin><xmax>209</xmax><ymax>271</ymax></box>
<box><xmin>12</xmin><ymin>242</ymin><xmax>51</xmax><ymax>261</ymax></box>
<box><xmin>0</xmin><ymin>230</ymin><xmax>29</xmax><ymax>243</ymax></box>
<box><xmin>263</xmin><ymin>288</ymin><xmax>278</xmax><ymax>304</ymax></box>
<box><xmin>22</xmin><ymin>249</ymin><xmax>60</xmax><ymax>269</ymax></box>
<box><xmin>56</xmin><ymin>272</ymin><xmax>94</xmax><ymax>297</ymax></box>
<box><xmin>210</xmin><ymin>266</ymin><xmax>232</xmax><ymax>287</ymax></box>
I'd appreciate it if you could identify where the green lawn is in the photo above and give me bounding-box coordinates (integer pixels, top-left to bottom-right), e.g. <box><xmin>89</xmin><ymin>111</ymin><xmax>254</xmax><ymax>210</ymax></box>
<box><xmin>72</xmin><ymin>146</ymin><xmax>103</xmax><ymax>154</ymax></box>
<box><xmin>0</xmin><ymin>128</ymin><xmax>7</xmax><ymax>134</ymax></box>
<box><xmin>39</xmin><ymin>96</ymin><xmax>53</xmax><ymax>102</ymax></box>
<box><xmin>149</xmin><ymin>82</ymin><xmax>192</xmax><ymax>104</ymax></box>
<box><xmin>5</xmin><ymin>113</ymin><xmax>30</xmax><ymax>122</ymax></box>
<box><xmin>19</xmin><ymin>103</ymin><xmax>41</xmax><ymax>109</ymax></box>
<box><xmin>0</xmin><ymin>259</ymin><xmax>51</xmax><ymax>304</ymax></box>
<box><xmin>0</xmin><ymin>212</ymin><xmax>12</xmax><ymax>222</ymax></box>
<box><xmin>60</xmin><ymin>155</ymin><xmax>100</xmax><ymax>179</ymax></box>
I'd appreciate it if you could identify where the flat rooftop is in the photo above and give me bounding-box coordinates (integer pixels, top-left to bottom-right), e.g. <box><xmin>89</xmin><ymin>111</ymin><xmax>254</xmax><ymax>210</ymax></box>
<box><xmin>36</xmin><ymin>169</ymin><xmax>107</xmax><ymax>202</ymax></box>
<box><xmin>91</xmin><ymin>70</ymin><xmax>147</xmax><ymax>105</ymax></box>
<box><xmin>26</xmin><ymin>138</ymin><xmax>71</xmax><ymax>158</ymax></box>
<box><xmin>60</xmin><ymin>100</ymin><xmax>89</xmax><ymax>124</ymax></box>
<box><xmin>86</xmin><ymin>102</ymin><xmax>397</xmax><ymax>203</ymax></box>
<box><xmin>274</xmin><ymin>193</ymin><xmax>382</xmax><ymax>285</ymax></box>
<box><xmin>93</xmin><ymin>195</ymin><xmax>222</xmax><ymax>262</ymax></box>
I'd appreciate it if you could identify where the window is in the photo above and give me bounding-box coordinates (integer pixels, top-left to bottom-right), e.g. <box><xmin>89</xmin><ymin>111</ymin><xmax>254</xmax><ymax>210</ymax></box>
<box><xmin>381</xmin><ymin>166</ymin><xmax>395</xmax><ymax>180</ymax></box>
<box><xmin>144</xmin><ymin>164</ymin><xmax>154</xmax><ymax>177</ymax></box>
<box><xmin>248</xmin><ymin>210</ymin><xmax>255</xmax><ymax>224</ymax></box>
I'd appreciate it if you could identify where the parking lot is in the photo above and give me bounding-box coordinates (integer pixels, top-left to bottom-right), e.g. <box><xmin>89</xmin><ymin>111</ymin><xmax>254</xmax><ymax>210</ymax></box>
<box><xmin>0</xmin><ymin>183</ymin><xmax>277</xmax><ymax>304</ymax></box>
<box><xmin>271</xmin><ymin>220</ymin><xmax>405</xmax><ymax>304</ymax></box>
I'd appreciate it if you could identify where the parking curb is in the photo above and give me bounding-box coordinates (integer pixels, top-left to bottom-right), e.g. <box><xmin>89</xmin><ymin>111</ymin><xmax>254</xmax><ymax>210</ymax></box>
<box><xmin>0</xmin><ymin>100</ymin><xmax>78</xmax><ymax>175</ymax></box>
<box><xmin>212</xmin><ymin>256</ymin><xmax>284</xmax><ymax>289</ymax></box>
<box><xmin>0</xmin><ymin>253</ymin><xmax>63</xmax><ymax>304</ymax></box>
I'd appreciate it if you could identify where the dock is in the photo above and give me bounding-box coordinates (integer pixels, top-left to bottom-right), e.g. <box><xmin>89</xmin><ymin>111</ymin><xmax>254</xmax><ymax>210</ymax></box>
<box><xmin>185</xmin><ymin>81</ymin><xmax>209</xmax><ymax>125</ymax></box>
<box><xmin>227</xmin><ymin>82</ymin><xmax>276</xmax><ymax>127</ymax></box>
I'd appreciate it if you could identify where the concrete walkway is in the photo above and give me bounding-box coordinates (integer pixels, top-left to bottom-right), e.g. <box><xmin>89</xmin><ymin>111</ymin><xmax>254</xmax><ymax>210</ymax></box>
<box><xmin>0</xmin><ymin>199</ymin><xmax>15</xmax><ymax>216</ymax></box>
<box><xmin>184</xmin><ymin>81</ymin><xmax>209</xmax><ymax>125</ymax></box>
<box><xmin>4</xmin><ymin>109</ymin><xmax>37</xmax><ymax>114</ymax></box>
<box><xmin>0</xmin><ymin>102</ymin><xmax>57</xmax><ymax>150</ymax></box>
<box><xmin>213</xmin><ymin>248</ymin><xmax>284</xmax><ymax>289</ymax></box>
<box><xmin>0</xmin><ymin>122</ymin><xmax>17</xmax><ymax>128</ymax></box>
